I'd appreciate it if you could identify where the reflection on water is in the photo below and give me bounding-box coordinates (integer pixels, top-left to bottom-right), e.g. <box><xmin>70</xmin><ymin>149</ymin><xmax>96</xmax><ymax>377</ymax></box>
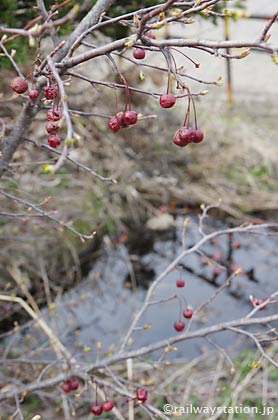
<box><xmin>14</xmin><ymin>216</ymin><xmax>278</xmax><ymax>362</ymax></box>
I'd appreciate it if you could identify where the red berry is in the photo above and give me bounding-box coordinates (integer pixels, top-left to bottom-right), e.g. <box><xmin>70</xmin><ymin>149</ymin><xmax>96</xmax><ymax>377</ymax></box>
<box><xmin>69</xmin><ymin>377</ymin><xmax>79</xmax><ymax>391</ymax></box>
<box><xmin>172</xmin><ymin>129</ymin><xmax>189</xmax><ymax>147</ymax></box>
<box><xmin>90</xmin><ymin>403</ymin><xmax>103</xmax><ymax>415</ymax></box>
<box><xmin>133</xmin><ymin>48</ymin><xmax>145</xmax><ymax>60</ymax></box>
<box><xmin>145</xmin><ymin>32</ymin><xmax>156</xmax><ymax>39</ymax></box>
<box><xmin>232</xmin><ymin>241</ymin><xmax>241</xmax><ymax>249</ymax></box>
<box><xmin>102</xmin><ymin>400</ymin><xmax>114</xmax><ymax>412</ymax></box>
<box><xmin>10</xmin><ymin>77</ymin><xmax>28</xmax><ymax>94</ymax></box>
<box><xmin>174</xmin><ymin>320</ymin><xmax>185</xmax><ymax>332</ymax></box>
<box><xmin>108</xmin><ymin>116</ymin><xmax>121</xmax><ymax>132</ymax></box>
<box><xmin>45</xmin><ymin>121</ymin><xmax>59</xmax><ymax>134</ymax></box>
<box><xmin>47</xmin><ymin>108</ymin><xmax>63</xmax><ymax>121</ymax></box>
<box><xmin>48</xmin><ymin>134</ymin><xmax>61</xmax><ymax>148</ymax></box>
<box><xmin>183</xmin><ymin>308</ymin><xmax>193</xmax><ymax>319</ymax></box>
<box><xmin>250</xmin><ymin>296</ymin><xmax>267</xmax><ymax>310</ymax></box>
<box><xmin>192</xmin><ymin>129</ymin><xmax>204</xmax><ymax>143</ymax></box>
<box><xmin>123</xmin><ymin>110</ymin><xmax>138</xmax><ymax>125</ymax></box>
<box><xmin>116</xmin><ymin>111</ymin><xmax>126</xmax><ymax>127</ymax></box>
<box><xmin>159</xmin><ymin>93</ymin><xmax>176</xmax><ymax>109</ymax></box>
<box><xmin>256</xmin><ymin>299</ymin><xmax>267</xmax><ymax>310</ymax></box>
<box><xmin>29</xmin><ymin>89</ymin><xmax>39</xmax><ymax>99</ymax></box>
<box><xmin>176</xmin><ymin>278</ymin><xmax>185</xmax><ymax>288</ymax></box>
<box><xmin>136</xmin><ymin>388</ymin><xmax>148</xmax><ymax>402</ymax></box>
<box><xmin>179</xmin><ymin>127</ymin><xmax>196</xmax><ymax>143</ymax></box>
<box><xmin>43</xmin><ymin>85</ymin><xmax>58</xmax><ymax>100</ymax></box>
<box><xmin>60</xmin><ymin>381</ymin><xmax>71</xmax><ymax>393</ymax></box>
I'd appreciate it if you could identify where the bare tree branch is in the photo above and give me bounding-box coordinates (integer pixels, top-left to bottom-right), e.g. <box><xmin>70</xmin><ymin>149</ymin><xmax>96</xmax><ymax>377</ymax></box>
<box><xmin>0</xmin><ymin>312</ymin><xmax>277</xmax><ymax>402</ymax></box>
<box><xmin>0</xmin><ymin>190</ymin><xmax>95</xmax><ymax>241</ymax></box>
<box><xmin>54</xmin><ymin>0</ymin><xmax>117</xmax><ymax>63</ymax></box>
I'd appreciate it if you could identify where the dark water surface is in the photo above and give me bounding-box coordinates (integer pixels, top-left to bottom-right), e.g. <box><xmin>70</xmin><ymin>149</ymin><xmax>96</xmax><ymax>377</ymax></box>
<box><xmin>16</xmin><ymin>216</ymin><xmax>278</xmax><ymax>363</ymax></box>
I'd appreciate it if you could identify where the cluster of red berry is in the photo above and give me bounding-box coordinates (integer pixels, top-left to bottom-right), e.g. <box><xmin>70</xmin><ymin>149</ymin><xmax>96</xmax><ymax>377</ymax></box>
<box><xmin>174</xmin><ymin>278</ymin><xmax>194</xmax><ymax>332</ymax></box>
<box><xmin>60</xmin><ymin>378</ymin><xmax>148</xmax><ymax>416</ymax></box>
<box><xmin>90</xmin><ymin>399</ymin><xmax>114</xmax><ymax>416</ymax></box>
<box><xmin>60</xmin><ymin>378</ymin><xmax>115</xmax><ymax>416</ymax></box>
<box><xmin>107</xmin><ymin>68</ymin><xmax>204</xmax><ymax>148</ymax></box>
<box><xmin>132</xmin><ymin>42</ymin><xmax>205</xmax><ymax>148</ymax></box>
<box><xmin>43</xmin><ymin>84</ymin><xmax>62</xmax><ymax>148</ymax></box>
<box><xmin>108</xmin><ymin>110</ymin><xmax>138</xmax><ymax>132</ymax></box>
<box><xmin>10</xmin><ymin>76</ymin><xmax>63</xmax><ymax>149</ymax></box>
<box><xmin>173</xmin><ymin>126</ymin><xmax>204</xmax><ymax>147</ymax></box>
<box><xmin>60</xmin><ymin>377</ymin><xmax>79</xmax><ymax>393</ymax></box>
<box><xmin>90</xmin><ymin>388</ymin><xmax>148</xmax><ymax>416</ymax></box>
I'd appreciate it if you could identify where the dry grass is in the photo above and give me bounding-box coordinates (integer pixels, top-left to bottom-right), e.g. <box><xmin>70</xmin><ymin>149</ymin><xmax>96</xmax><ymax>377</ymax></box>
<box><xmin>1</xmin><ymin>341</ymin><xmax>277</xmax><ymax>419</ymax></box>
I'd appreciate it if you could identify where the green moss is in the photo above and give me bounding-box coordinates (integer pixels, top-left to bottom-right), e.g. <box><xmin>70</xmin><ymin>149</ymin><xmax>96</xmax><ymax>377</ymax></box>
<box><xmin>22</xmin><ymin>395</ymin><xmax>41</xmax><ymax>415</ymax></box>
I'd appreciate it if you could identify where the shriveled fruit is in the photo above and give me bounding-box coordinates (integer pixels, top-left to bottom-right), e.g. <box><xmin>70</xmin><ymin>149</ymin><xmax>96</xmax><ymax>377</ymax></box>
<box><xmin>179</xmin><ymin>127</ymin><xmax>196</xmax><ymax>143</ymax></box>
<box><xmin>43</xmin><ymin>85</ymin><xmax>58</xmax><ymax>100</ymax></box>
<box><xmin>48</xmin><ymin>134</ymin><xmax>61</xmax><ymax>148</ymax></box>
<box><xmin>10</xmin><ymin>77</ymin><xmax>28</xmax><ymax>94</ymax></box>
<box><xmin>108</xmin><ymin>116</ymin><xmax>121</xmax><ymax>132</ymax></box>
<box><xmin>47</xmin><ymin>108</ymin><xmax>63</xmax><ymax>121</ymax></box>
<box><xmin>123</xmin><ymin>110</ymin><xmax>138</xmax><ymax>125</ymax></box>
<box><xmin>136</xmin><ymin>388</ymin><xmax>148</xmax><ymax>402</ymax></box>
<box><xmin>159</xmin><ymin>93</ymin><xmax>176</xmax><ymax>109</ymax></box>
<box><xmin>45</xmin><ymin>121</ymin><xmax>59</xmax><ymax>134</ymax></box>
<box><xmin>173</xmin><ymin>129</ymin><xmax>189</xmax><ymax>147</ymax></box>
<box><xmin>116</xmin><ymin>111</ymin><xmax>125</xmax><ymax>127</ymax></box>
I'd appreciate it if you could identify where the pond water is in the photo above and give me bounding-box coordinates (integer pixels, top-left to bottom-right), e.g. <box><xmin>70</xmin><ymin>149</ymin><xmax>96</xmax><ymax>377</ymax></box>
<box><xmin>19</xmin><ymin>215</ymin><xmax>278</xmax><ymax>363</ymax></box>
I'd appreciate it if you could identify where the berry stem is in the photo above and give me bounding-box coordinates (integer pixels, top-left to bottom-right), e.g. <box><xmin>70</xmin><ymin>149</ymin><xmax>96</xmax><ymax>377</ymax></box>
<box><xmin>161</xmin><ymin>47</ymin><xmax>172</xmax><ymax>95</ymax></box>
<box><xmin>103</xmin><ymin>385</ymin><xmax>107</xmax><ymax>401</ymax></box>
<box><xmin>183</xmin><ymin>89</ymin><xmax>191</xmax><ymax>127</ymax></box>
<box><xmin>166</xmin><ymin>71</ymin><xmax>171</xmax><ymax>95</ymax></box>
<box><xmin>108</xmin><ymin>54</ymin><xmax>131</xmax><ymax>111</ymax></box>
<box><xmin>179</xmin><ymin>293</ymin><xmax>188</xmax><ymax>309</ymax></box>
<box><xmin>177</xmin><ymin>295</ymin><xmax>184</xmax><ymax>319</ymax></box>
<box><xmin>113</xmin><ymin>86</ymin><xmax>119</xmax><ymax>113</ymax></box>
<box><xmin>191</xmin><ymin>94</ymin><xmax>198</xmax><ymax>129</ymax></box>
<box><xmin>168</xmin><ymin>49</ymin><xmax>178</xmax><ymax>75</ymax></box>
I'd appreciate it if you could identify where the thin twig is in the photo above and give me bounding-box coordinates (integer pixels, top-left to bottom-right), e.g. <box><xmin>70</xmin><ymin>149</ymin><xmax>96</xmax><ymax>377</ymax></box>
<box><xmin>0</xmin><ymin>189</ymin><xmax>95</xmax><ymax>241</ymax></box>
